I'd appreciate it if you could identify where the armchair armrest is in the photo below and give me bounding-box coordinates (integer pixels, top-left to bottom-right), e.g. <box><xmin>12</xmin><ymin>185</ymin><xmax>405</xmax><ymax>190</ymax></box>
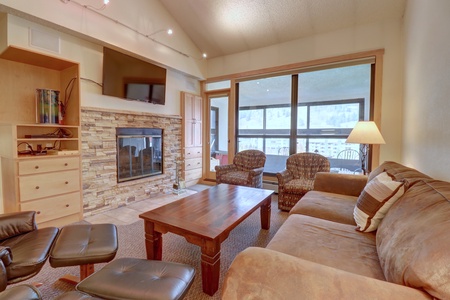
<box><xmin>0</xmin><ymin>211</ymin><xmax>37</xmax><ymax>241</ymax></box>
<box><xmin>215</xmin><ymin>164</ymin><xmax>238</xmax><ymax>174</ymax></box>
<box><xmin>276</xmin><ymin>169</ymin><xmax>293</xmax><ymax>186</ymax></box>
<box><xmin>248</xmin><ymin>167</ymin><xmax>264</xmax><ymax>177</ymax></box>
<box><xmin>313</xmin><ymin>172</ymin><xmax>368</xmax><ymax>197</ymax></box>
<box><xmin>222</xmin><ymin>247</ymin><xmax>432</xmax><ymax>300</ymax></box>
<box><xmin>0</xmin><ymin>246</ymin><xmax>12</xmax><ymax>292</ymax></box>
<box><xmin>0</xmin><ymin>247</ymin><xmax>12</xmax><ymax>267</ymax></box>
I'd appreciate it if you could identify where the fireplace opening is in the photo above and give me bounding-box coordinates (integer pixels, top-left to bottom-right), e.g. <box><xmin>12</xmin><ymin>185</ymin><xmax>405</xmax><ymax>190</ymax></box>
<box><xmin>116</xmin><ymin>127</ymin><xmax>163</xmax><ymax>182</ymax></box>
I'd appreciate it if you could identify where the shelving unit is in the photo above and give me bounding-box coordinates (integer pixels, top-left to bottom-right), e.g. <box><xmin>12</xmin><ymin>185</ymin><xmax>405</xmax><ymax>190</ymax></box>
<box><xmin>0</xmin><ymin>46</ymin><xmax>82</xmax><ymax>228</ymax></box>
<box><xmin>181</xmin><ymin>92</ymin><xmax>203</xmax><ymax>187</ymax></box>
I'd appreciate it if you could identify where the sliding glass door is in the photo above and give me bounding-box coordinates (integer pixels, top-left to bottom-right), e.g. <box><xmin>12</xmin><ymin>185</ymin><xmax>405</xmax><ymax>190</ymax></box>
<box><xmin>237</xmin><ymin>63</ymin><xmax>372</xmax><ymax>175</ymax></box>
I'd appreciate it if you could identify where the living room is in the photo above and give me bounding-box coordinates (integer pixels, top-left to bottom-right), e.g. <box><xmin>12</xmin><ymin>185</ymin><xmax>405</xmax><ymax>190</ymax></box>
<box><xmin>0</xmin><ymin>0</ymin><xmax>449</xmax><ymax>299</ymax></box>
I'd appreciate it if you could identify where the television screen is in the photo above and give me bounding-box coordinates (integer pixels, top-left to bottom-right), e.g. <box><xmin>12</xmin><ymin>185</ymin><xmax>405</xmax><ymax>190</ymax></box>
<box><xmin>103</xmin><ymin>47</ymin><xmax>166</xmax><ymax>105</ymax></box>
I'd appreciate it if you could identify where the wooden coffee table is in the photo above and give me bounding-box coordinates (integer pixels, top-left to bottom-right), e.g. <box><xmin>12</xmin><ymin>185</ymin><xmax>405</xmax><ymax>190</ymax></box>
<box><xmin>139</xmin><ymin>183</ymin><xmax>273</xmax><ymax>296</ymax></box>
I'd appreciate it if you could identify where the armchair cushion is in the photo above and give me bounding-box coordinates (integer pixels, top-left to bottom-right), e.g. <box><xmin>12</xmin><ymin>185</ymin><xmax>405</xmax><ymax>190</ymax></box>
<box><xmin>0</xmin><ymin>285</ymin><xmax>42</xmax><ymax>300</ymax></box>
<box><xmin>283</xmin><ymin>178</ymin><xmax>314</xmax><ymax>194</ymax></box>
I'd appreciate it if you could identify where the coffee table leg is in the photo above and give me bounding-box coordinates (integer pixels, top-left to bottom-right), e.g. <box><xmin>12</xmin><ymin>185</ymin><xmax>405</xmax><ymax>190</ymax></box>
<box><xmin>260</xmin><ymin>196</ymin><xmax>271</xmax><ymax>230</ymax></box>
<box><xmin>201</xmin><ymin>244</ymin><xmax>221</xmax><ymax>296</ymax></box>
<box><xmin>144</xmin><ymin>220</ymin><xmax>162</xmax><ymax>260</ymax></box>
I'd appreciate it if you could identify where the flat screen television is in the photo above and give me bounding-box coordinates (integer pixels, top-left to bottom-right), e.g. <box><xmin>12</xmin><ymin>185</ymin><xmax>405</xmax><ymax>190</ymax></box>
<box><xmin>102</xmin><ymin>47</ymin><xmax>167</xmax><ymax>105</ymax></box>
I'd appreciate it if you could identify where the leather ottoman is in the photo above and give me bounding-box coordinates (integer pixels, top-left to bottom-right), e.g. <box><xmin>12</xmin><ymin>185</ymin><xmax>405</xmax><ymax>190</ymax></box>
<box><xmin>50</xmin><ymin>224</ymin><xmax>118</xmax><ymax>283</ymax></box>
<box><xmin>75</xmin><ymin>257</ymin><xmax>195</xmax><ymax>300</ymax></box>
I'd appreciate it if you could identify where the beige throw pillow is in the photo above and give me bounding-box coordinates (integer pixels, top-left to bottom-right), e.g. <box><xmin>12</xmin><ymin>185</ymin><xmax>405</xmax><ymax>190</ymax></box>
<box><xmin>354</xmin><ymin>172</ymin><xmax>405</xmax><ymax>232</ymax></box>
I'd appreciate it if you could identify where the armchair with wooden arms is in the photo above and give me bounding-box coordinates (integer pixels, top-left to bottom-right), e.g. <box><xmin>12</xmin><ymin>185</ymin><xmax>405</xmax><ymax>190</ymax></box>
<box><xmin>276</xmin><ymin>152</ymin><xmax>330</xmax><ymax>211</ymax></box>
<box><xmin>215</xmin><ymin>150</ymin><xmax>266</xmax><ymax>188</ymax></box>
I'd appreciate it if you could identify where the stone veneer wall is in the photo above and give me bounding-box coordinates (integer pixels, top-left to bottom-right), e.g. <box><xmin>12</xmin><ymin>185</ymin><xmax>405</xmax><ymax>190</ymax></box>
<box><xmin>81</xmin><ymin>107</ymin><xmax>182</xmax><ymax>217</ymax></box>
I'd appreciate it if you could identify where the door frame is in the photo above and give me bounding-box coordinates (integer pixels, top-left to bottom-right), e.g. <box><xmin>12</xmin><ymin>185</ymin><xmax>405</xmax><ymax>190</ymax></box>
<box><xmin>203</xmin><ymin>89</ymin><xmax>231</xmax><ymax>181</ymax></box>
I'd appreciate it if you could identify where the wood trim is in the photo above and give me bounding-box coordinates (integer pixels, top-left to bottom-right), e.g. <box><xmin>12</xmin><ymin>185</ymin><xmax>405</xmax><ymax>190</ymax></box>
<box><xmin>206</xmin><ymin>49</ymin><xmax>385</xmax><ymax>82</ymax></box>
<box><xmin>81</xmin><ymin>106</ymin><xmax>182</xmax><ymax>120</ymax></box>
<box><xmin>202</xmin><ymin>48</ymin><xmax>385</xmax><ymax>176</ymax></box>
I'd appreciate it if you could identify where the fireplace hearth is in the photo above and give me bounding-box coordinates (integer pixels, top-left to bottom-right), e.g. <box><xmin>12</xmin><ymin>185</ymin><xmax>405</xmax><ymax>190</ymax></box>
<box><xmin>116</xmin><ymin>127</ymin><xmax>163</xmax><ymax>182</ymax></box>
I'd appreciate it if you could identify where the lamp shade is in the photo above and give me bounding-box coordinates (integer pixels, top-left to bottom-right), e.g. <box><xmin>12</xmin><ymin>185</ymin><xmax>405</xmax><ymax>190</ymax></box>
<box><xmin>346</xmin><ymin>121</ymin><xmax>385</xmax><ymax>144</ymax></box>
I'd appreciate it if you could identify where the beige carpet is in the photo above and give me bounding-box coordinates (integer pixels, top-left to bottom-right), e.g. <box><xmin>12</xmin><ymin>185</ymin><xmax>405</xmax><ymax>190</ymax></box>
<box><xmin>9</xmin><ymin>195</ymin><xmax>288</xmax><ymax>299</ymax></box>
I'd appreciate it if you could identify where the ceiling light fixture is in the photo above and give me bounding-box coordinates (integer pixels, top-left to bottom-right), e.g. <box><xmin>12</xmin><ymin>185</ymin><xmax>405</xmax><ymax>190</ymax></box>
<box><xmin>147</xmin><ymin>28</ymin><xmax>173</xmax><ymax>38</ymax></box>
<box><xmin>60</xmin><ymin>0</ymin><xmax>109</xmax><ymax>10</ymax></box>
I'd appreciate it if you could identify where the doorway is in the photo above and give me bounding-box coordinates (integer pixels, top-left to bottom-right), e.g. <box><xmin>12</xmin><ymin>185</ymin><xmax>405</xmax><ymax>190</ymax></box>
<box><xmin>206</xmin><ymin>94</ymin><xmax>229</xmax><ymax>179</ymax></box>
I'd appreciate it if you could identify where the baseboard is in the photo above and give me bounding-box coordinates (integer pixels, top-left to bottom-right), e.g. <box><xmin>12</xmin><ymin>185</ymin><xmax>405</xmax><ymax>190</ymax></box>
<box><xmin>263</xmin><ymin>181</ymin><xmax>279</xmax><ymax>193</ymax></box>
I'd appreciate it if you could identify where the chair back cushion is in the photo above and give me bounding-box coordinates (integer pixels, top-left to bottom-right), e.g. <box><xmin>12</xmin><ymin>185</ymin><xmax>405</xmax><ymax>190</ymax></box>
<box><xmin>0</xmin><ymin>212</ymin><xmax>37</xmax><ymax>242</ymax></box>
<box><xmin>233</xmin><ymin>150</ymin><xmax>266</xmax><ymax>171</ymax></box>
<box><xmin>286</xmin><ymin>153</ymin><xmax>330</xmax><ymax>179</ymax></box>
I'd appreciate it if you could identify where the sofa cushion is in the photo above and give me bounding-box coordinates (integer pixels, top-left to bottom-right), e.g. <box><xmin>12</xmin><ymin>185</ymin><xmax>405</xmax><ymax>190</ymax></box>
<box><xmin>267</xmin><ymin>214</ymin><xmax>385</xmax><ymax>280</ymax></box>
<box><xmin>377</xmin><ymin>179</ymin><xmax>450</xmax><ymax>299</ymax></box>
<box><xmin>354</xmin><ymin>172</ymin><xmax>405</xmax><ymax>232</ymax></box>
<box><xmin>290</xmin><ymin>191</ymin><xmax>357</xmax><ymax>225</ymax></box>
<box><xmin>369</xmin><ymin>161</ymin><xmax>432</xmax><ymax>188</ymax></box>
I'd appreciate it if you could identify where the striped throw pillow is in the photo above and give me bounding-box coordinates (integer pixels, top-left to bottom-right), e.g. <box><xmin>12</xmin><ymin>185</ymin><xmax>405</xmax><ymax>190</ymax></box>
<box><xmin>354</xmin><ymin>172</ymin><xmax>405</xmax><ymax>232</ymax></box>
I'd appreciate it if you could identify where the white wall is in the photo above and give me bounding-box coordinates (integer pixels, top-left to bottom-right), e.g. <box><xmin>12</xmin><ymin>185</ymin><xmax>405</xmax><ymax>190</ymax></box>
<box><xmin>0</xmin><ymin>0</ymin><xmax>206</xmax><ymax>79</ymax></box>
<box><xmin>208</xmin><ymin>19</ymin><xmax>405</xmax><ymax>165</ymax></box>
<box><xmin>0</xmin><ymin>2</ymin><xmax>203</xmax><ymax>115</ymax></box>
<box><xmin>403</xmin><ymin>0</ymin><xmax>450</xmax><ymax>180</ymax></box>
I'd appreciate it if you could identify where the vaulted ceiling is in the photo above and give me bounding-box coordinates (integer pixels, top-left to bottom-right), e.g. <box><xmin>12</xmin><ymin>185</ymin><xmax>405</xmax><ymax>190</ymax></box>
<box><xmin>160</xmin><ymin>0</ymin><xmax>407</xmax><ymax>59</ymax></box>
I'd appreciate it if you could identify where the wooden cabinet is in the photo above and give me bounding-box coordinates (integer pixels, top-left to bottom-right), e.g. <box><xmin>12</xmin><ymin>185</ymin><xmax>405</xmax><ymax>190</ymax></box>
<box><xmin>0</xmin><ymin>46</ymin><xmax>82</xmax><ymax>227</ymax></box>
<box><xmin>181</xmin><ymin>92</ymin><xmax>203</xmax><ymax>186</ymax></box>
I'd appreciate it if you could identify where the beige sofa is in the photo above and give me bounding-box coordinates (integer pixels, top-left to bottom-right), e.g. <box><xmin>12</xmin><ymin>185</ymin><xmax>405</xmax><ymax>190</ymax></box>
<box><xmin>222</xmin><ymin>161</ymin><xmax>450</xmax><ymax>299</ymax></box>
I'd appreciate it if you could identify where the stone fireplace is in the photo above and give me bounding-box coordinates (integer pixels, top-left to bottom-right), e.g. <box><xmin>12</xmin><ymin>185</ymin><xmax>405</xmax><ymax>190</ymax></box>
<box><xmin>81</xmin><ymin>107</ymin><xmax>182</xmax><ymax>217</ymax></box>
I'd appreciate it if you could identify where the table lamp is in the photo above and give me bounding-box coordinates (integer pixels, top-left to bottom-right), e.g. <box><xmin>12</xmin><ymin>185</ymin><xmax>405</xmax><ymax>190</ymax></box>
<box><xmin>345</xmin><ymin>121</ymin><xmax>385</xmax><ymax>175</ymax></box>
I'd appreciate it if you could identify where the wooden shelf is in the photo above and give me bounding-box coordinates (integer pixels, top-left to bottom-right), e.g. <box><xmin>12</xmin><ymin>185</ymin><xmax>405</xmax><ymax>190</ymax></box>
<box><xmin>0</xmin><ymin>46</ymin><xmax>82</xmax><ymax>227</ymax></box>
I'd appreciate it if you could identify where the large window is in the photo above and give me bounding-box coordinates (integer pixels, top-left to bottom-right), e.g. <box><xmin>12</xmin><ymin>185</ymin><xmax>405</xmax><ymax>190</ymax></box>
<box><xmin>237</xmin><ymin>63</ymin><xmax>371</xmax><ymax>174</ymax></box>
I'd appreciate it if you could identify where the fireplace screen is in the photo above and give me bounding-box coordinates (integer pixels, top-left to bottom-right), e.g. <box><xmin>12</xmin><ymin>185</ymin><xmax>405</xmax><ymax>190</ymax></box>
<box><xmin>116</xmin><ymin>128</ymin><xmax>162</xmax><ymax>182</ymax></box>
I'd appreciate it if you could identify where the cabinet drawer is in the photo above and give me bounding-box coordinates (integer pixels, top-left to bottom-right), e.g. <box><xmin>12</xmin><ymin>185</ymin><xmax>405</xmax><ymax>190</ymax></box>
<box><xmin>184</xmin><ymin>168</ymin><xmax>202</xmax><ymax>181</ymax></box>
<box><xmin>184</xmin><ymin>157</ymin><xmax>202</xmax><ymax>171</ymax></box>
<box><xmin>19</xmin><ymin>170</ymin><xmax>80</xmax><ymax>201</ymax></box>
<box><xmin>21</xmin><ymin>192</ymin><xmax>81</xmax><ymax>224</ymax></box>
<box><xmin>184</xmin><ymin>147</ymin><xmax>202</xmax><ymax>159</ymax></box>
<box><xmin>19</xmin><ymin>157</ymin><xmax>80</xmax><ymax>175</ymax></box>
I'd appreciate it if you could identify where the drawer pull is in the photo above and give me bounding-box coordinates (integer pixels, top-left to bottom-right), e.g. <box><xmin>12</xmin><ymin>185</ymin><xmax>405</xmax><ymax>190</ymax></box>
<box><xmin>35</xmin><ymin>186</ymin><xmax>40</xmax><ymax>190</ymax></box>
<box><xmin>35</xmin><ymin>166</ymin><xmax>39</xmax><ymax>169</ymax></box>
<box><xmin>65</xmin><ymin>181</ymin><xmax>69</xmax><ymax>184</ymax></box>
<box><xmin>66</xmin><ymin>204</ymin><xmax>70</xmax><ymax>207</ymax></box>
<box><xmin>36</xmin><ymin>211</ymin><xmax>41</xmax><ymax>214</ymax></box>
<box><xmin>64</xmin><ymin>163</ymin><xmax>68</xmax><ymax>166</ymax></box>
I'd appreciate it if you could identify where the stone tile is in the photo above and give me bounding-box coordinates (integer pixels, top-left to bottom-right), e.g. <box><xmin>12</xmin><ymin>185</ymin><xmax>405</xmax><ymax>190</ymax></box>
<box><xmin>84</xmin><ymin>186</ymin><xmax>202</xmax><ymax>225</ymax></box>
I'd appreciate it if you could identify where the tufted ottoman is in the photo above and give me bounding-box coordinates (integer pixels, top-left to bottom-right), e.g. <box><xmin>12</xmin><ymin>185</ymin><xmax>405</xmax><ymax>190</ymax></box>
<box><xmin>50</xmin><ymin>223</ymin><xmax>118</xmax><ymax>284</ymax></box>
<box><xmin>74</xmin><ymin>257</ymin><xmax>196</xmax><ymax>300</ymax></box>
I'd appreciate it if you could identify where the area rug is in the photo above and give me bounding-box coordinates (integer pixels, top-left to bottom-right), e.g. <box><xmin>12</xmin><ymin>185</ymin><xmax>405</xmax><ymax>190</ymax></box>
<box><xmin>10</xmin><ymin>196</ymin><xmax>288</xmax><ymax>299</ymax></box>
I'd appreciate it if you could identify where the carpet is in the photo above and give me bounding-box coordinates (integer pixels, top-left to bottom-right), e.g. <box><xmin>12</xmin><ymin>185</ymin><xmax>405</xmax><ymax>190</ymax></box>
<box><xmin>10</xmin><ymin>195</ymin><xmax>288</xmax><ymax>299</ymax></box>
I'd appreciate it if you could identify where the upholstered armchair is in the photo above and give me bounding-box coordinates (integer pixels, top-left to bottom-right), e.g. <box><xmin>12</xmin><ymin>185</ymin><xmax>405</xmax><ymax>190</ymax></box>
<box><xmin>277</xmin><ymin>153</ymin><xmax>330</xmax><ymax>211</ymax></box>
<box><xmin>215</xmin><ymin>150</ymin><xmax>266</xmax><ymax>188</ymax></box>
<box><xmin>0</xmin><ymin>211</ymin><xmax>59</xmax><ymax>289</ymax></box>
